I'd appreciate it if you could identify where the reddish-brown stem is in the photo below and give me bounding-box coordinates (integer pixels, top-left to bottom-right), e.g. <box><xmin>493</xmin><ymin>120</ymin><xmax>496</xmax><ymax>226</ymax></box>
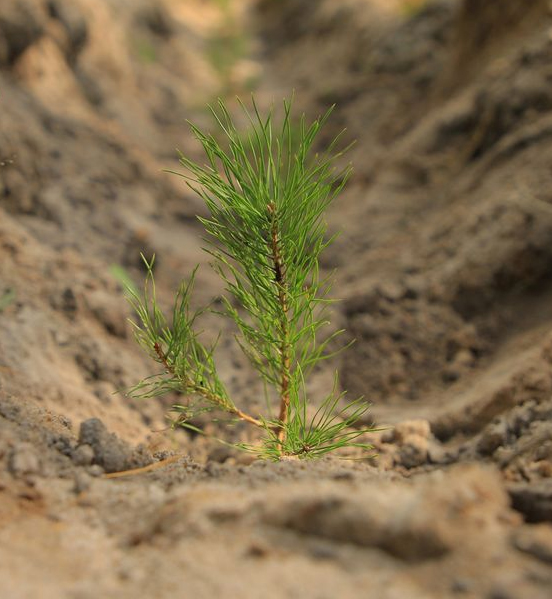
<box><xmin>267</xmin><ymin>203</ymin><xmax>291</xmax><ymax>445</ymax></box>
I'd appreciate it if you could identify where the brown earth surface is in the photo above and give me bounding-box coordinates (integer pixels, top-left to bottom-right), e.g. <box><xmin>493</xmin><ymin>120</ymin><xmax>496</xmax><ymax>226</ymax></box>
<box><xmin>1</xmin><ymin>0</ymin><xmax>552</xmax><ymax>597</ymax></box>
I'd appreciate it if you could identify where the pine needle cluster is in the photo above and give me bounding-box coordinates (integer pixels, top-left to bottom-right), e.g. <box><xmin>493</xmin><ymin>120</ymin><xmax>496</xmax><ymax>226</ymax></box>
<box><xmin>125</xmin><ymin>97</ymin><xmax>376</xmax><ymax>459</ymax></box>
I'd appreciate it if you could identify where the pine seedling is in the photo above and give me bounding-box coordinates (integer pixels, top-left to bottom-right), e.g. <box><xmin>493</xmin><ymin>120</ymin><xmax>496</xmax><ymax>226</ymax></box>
<box><xmin>125</xmin><ymin>97</ymin><xmax>376</xmax><ymax>459</ymax></box>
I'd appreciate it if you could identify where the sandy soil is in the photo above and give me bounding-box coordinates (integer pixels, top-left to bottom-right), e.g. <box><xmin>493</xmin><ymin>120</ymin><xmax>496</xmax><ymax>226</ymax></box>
<box><xmin>1</xmin><ymin>0</ymin><xmax>552</xmax><ymax>597</ymax></box>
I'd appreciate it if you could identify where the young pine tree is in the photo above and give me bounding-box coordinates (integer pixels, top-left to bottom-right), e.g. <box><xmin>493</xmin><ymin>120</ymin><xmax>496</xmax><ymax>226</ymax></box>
<box><xmin>125</xmin><ymin>98</ymin><xmax>376</xmax><ymax>459</ymax></box>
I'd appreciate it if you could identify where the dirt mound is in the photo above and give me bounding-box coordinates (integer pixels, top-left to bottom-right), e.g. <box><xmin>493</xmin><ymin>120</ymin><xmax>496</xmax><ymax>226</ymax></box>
<box><xmin>1</xmin><ymin>0</ymin><xmax>552</xmax><ymax>596</ymax></box>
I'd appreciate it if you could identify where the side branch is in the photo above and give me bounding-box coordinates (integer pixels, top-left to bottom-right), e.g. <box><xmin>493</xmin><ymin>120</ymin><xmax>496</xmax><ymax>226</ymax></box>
<box><xmin>153</xmin><ymin>343</ymin><xmax>263</xmax><ymax>428</ymax></box>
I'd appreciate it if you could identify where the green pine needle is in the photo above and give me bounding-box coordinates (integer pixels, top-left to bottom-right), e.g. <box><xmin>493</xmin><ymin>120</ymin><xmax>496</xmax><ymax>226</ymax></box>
<box><xmin>124</xmin><ymin>96</ymin><xmax>377</xmax><ymax>459</ymax></box>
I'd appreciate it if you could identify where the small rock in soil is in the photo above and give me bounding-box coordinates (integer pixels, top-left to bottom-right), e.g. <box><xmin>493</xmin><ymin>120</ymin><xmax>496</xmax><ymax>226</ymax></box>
<box><xmin>398</xmin><ymin>436</ymin><xmax>429</xmax><ymax>468</ymax></box>
<box><xmin>71</xmin><ymin>443</ymin><xmax>94</xmax><ymax>466</ymax></box>
<box><xmin>77</xmin><ymin>418</ymin><xmax>153</xmax><ymax>473</ymax></box>
<box><xmin>78</xmin><ymin>417</ymin><xmax>133</xmax><ymax>473</ymax></box>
